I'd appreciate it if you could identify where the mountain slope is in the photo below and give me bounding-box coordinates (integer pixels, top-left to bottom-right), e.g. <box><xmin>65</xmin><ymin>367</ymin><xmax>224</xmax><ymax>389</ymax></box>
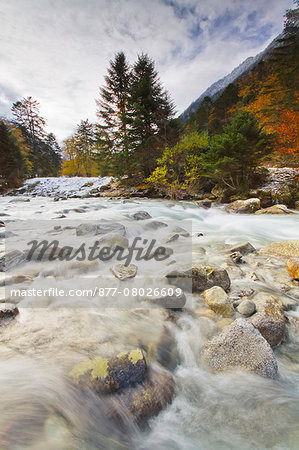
<box><xmin>180</xmin><ymin>34</ymin><xmax>283</xmax><ymax>122</ymax></box>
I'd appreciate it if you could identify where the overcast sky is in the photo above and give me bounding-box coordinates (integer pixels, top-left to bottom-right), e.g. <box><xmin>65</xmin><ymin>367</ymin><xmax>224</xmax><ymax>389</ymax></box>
<box><xmin>0</xmin><ymin>0</ymin><xmax>294</xmax><ymax>141</ymax></box>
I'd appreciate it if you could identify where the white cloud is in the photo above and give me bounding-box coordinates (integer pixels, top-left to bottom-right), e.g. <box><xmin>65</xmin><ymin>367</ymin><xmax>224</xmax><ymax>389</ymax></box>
<box><xmin>0</xmin><ymin>0</ymin><xmax>294</xmax><ymax>140</ymax></box>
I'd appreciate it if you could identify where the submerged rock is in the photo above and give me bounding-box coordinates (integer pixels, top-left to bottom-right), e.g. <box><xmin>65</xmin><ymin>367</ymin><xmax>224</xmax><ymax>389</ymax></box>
<box><xmin>144</xmin><ymin>291</ymin><xmax>186</xmax><ymax>309</ymax></box>
<box><xmin>110</xmin><ymin>264</ymin><xmax>137</xmax><ymax>281</ymax></box>
<box><xmin>132</xmin><ymin>211</ymin><xmax>152</xmax><ymax>220</ymax></box>
<box><xmin>255</xmin><ymin>204</ymin><xmax>295</xmax><ymax>215</ymax></box>
<box><xmin>228</xmin><ymin>242</ymin><xmax>256</xmax><ymax>256</ymax></box>
<box><xmin>203</xmin><ymin>286</ymin><xmax>234</xmax><ymax>317</ymax></box>
<box><xmin>249</xmin><ymin>293</ymin><xmax>286</xmax><ymax>347</ymax></box>
<box><xmin>144</xmin><ymin>221</ymin><xmax>168</xmax><ymax>230</ymax></box>
<box><xmin>0</xmin><ymin>250</ymin><xmax>25</xmax><ymax>272</ymax></box>
<box><xmin>118</xmin><ymin>368</ymin><xmax>175</xmax><ymax>424</ymax></box>
<box><xmin>70</xmin><ymin>349</ymin><xmax>146</xmax><ymax>393</ymax></box>
<box><xmin>0</xmin><ymin>303</ymin><xmax>19</xmax><ymax>320</ymax></box>
<box><xmin>224</xmin><ymin>198</ymin><xmax>261</xmax><ymax>214</ymax></box>
<box><xmin>76</xmin><ymin>224</ymin><xmax>97</xmax><ymax>236</ymax></box>
<box><xmin>166</xmin><ymin>266</ymin><xmax>231</xmax><ymax>293</ymax></box>
<box><xmin>98</xmin><ymin>233</ymin><xmax>129</xmax><ymax>251</ymax></box>
<box><xmin>287</xmin><ymin>258</ymin><xmax>299</xmax><ymax>280</ymax></box>
<box><xmin>97</xmin><ymin>223</ymin><xmax>126</xmax><ymax>236</ymax></box>
<box><xmin>201</xmin><ymin>318</ymin><xmax>278</xmax><ymax>379</ymax></box>
<box><xmin>171</xmin><ymin>226</ymin><xmax>190</xmax><ymax>237</ymax></box>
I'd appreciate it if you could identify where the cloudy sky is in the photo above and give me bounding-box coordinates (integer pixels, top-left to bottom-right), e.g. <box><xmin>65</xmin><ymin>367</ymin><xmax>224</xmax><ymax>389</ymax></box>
<box><xmin>0</xmin><ymin>0</ymin><xmax>294</xmax><ymax>141</ymax></box>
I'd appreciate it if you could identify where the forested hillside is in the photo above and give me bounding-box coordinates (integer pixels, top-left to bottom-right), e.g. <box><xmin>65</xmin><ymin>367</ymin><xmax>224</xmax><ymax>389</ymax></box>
<box><xmin>187</xmin><ymin>7</ymin><xmax>298</xmax><ymax>165</ymax></box>
<box><xmin>149</xmin><ymin>7</ymin><xmax>298</xmax><ymax>198</ymax></box>
<box><xmin>0</xmin><ymin>97</ymin><xmax>61</xmax><ymax>191</ymax></box>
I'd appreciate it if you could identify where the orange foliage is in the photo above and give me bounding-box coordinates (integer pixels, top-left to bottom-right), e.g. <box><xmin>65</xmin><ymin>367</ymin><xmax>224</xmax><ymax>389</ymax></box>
<box><xmin>275</xmin><ymin>109</ymin><xmax>299</xmax><ymax>155</ymax></box>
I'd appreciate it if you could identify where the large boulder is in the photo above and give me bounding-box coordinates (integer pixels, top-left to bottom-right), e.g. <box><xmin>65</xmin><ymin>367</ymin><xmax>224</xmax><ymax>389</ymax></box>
<box><xmin>255</xmin><ymin>204</ymin><xmax>295</xmax><ymax>215</ymax></box>
<box><xmin>166</xmin><ymin>266</ymin><xmax>231</xmax><ymax>293</ymax></box>
<box><xmin>70</xmin><ymin>349</ymin><xmax>146</xmax><ymax>393</ymax></box>
<box><xmin>203</xmin><ymin>286</ymin><xmax>234</xmax><ymax>317</ymax></box>
<box><xmin>201</xmin><ymin>319</ymin><xmax>278</xmax><ymax>379</ymax></box>
<box><xmin>259</xmin><ymin>240</ymin><xmax>299</xmax><ymax>258</ymax></box>
<box><xmin>224</xmin><ymin>198</ymin><xmax>261</xmax><ymax>214</ymax></box>
<box><xmin>287</xmin><ymin>258</ymin><xmax>299</xmax><ymax>280</ymax></box>
<box><xmin>249</xmin><ymin>293</ymin><xmax>286</xmax><ymax>347</ymax></box>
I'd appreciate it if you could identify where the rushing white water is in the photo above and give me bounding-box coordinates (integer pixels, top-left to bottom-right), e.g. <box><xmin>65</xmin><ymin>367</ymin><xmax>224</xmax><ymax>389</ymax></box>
<box><xmin>0</xmin><ymin>195</ymin><xmax>299</xmax><ymax>449</ymax></box>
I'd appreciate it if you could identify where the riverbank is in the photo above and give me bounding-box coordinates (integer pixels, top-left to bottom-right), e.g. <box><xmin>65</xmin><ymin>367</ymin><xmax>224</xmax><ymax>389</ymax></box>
<box><xmin>5</xmin><ymin>168</ymin><xmax>298</xmax><ymax>211</ymax></box>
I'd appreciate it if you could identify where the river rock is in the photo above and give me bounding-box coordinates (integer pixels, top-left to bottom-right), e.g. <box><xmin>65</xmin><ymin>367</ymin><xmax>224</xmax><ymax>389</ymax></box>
<box><xmin>9</xmin><ymin>198</ymin><xmax>30</xmax><ymax>203</ymax></box>
<box><xmin>76</xmin><ymin>223</ymin><xmax>97</xmax><ymax>236</ymax></box>
<box><xmin>166</xmin><ymin>266</ymin><xmax>230</xmax><ymax>293</ymax></box>
<box><xmin>98</xmin><ymin>233</ymin><xmax>129</xmax><ymax>250</ymax></box>
<box><xmin>259</xmin><ymin>240</ymin><xmax>299</xmax><ymax>258</ymax></box>
<box><xmin>147</xmin><ymin>326</ymin><xmax>180</xmax><ymax>370</ymax></box>
<box><xmin>132</xmin><ymin>211</ymin><xmax>152</xmax><ymax>220</ymax></box>
<box><xmin>118</xmin><ymin>368</ymin><xmax>175</xmax><ymax>424</ymax></box>
<box><xmin>197</xmin><ymin>200</ymin><xmax>212</xmax><ymax>209</ymax></box>
<box><xmin>70</xmin><ymin>349</ymin><xmax>146</xmax><ymax>393</ymax></box>
<box><xmin>228</xmin><ymin>242</ymin><xmax>256</xmax><ymax>256</ymax></box>
<box><xmin>236</xmin><ymin>299</ymin><xmax>256</xmax><ymax>317</ymax></box>
<box><xmin>203</xmin><ymin>286</ymin><xmax>234</xmax><ymax>317</ymax></box>
<box><xmin>172</xmin><ymin>226</ymin><xmax>190</xmax><ymax>237</ymax></box>
<box><xmin>97</xmin><ymin>223</ymin><xmax>126</xmax><ymax>236</ymax></box>
<box><xmin>145</xmin><ymin>291</ymin><xmax>186</xmax><ymax>309</ymax></box>
<box><xmin>287</xmin><ymin>258</ymin><xmax>299</xmax><ymax>279</ymax></box>
<box><xmin>0</xmin><ymin>303</ymin><xmax>19</xmax><ymax>320</ymax></box>
<box><xmin>0</xmin><ymin>274</ymin><xmax>33</xmax><ymax>287</ymax></box>
<box><xmin>0</xmin><ymin>250</ymin><xmax>25</xmax><ymax>272</ymax></box>
<box><xmin>163</xmin><ymin>233</ymin><xmax>179</xmax><ymax>244</ymax></box>
<box><xmin>201</xmin><ymin>318</ymin><xmax>278</xmax><ymax>379</ymax></box>
<box><xmin>249</xmin><ymin>292</ymin><xmax>286</xmax><ymax>347</ymax></box>
<box><xmin>110</xmin><ymin>264</ymin><xmax>137</xmax><ymax>281</ymax></box>
<box><xmin>224</xmin><ymin>198</ymin><xmax>261</xmax><ymax>214</ymax></box>
<box><xmin>144</xmin><ymin>221</ymin><xmax>168</xmax><ymax>230</ymax></box>
<box><xmin>255</xmin><ymin>204</ymin><xmax>295</xmax><ymax>215</ymax></box>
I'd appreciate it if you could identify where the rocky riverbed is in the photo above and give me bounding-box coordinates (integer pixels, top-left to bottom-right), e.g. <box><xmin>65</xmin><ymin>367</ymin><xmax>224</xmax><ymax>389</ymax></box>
<box><xmin>0</xmin><ymin>193</ymin><xmax>299</xmax><ymax>449</ymax></box>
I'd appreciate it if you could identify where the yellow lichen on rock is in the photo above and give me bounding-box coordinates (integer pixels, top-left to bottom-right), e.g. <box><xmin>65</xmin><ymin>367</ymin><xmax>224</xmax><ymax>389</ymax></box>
<box><xmin>70</xmin><ymin>357</ymin><xmax>109</xmax><ymax>382</ymax></box>
<box><xmin>128</xmin><ymin>349</ymin><xmax>144</xmax><ymax>364</ymax></box>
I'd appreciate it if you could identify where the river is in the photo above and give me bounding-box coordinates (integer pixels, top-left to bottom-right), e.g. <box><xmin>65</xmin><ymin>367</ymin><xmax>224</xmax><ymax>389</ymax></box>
<box><xmin>0</xmin><ymin>195</ymin><xmax>298</xmax><ymax>449</ymax></box>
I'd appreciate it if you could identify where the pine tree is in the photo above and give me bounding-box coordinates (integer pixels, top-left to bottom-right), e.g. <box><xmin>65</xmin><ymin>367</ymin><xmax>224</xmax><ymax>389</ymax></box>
<box><xmin>203</xmin><ymin>111</ymin><xmax>274</xmax><ymax>192</ymax></box>
<box><xmin>61</xmin><ymin>120</ymin><xmax>99</xmax><ymax>176</ymax></box>
<box><xmin>12</xmin><ymin>97</ymin><xmax>46</xmax><ymax>152</ymax></box>
<box><xmin>0</xmin><ymin>120</ymin><xmax>25</xmax><ymax>189</ymax></box>
<box><xmin>129</xmin><ymin>53</ymin><xmax>175</xmax><ymax>177</ymax></box>
<box><xmin>11</xmin><ymin>97</ymin><xmax>61</xmax><ymax>176</ymax></box>
<box><xmin>96</xmin><ymin>52</ymin><xmax>132</xmax><ymax>176</ymax></box>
